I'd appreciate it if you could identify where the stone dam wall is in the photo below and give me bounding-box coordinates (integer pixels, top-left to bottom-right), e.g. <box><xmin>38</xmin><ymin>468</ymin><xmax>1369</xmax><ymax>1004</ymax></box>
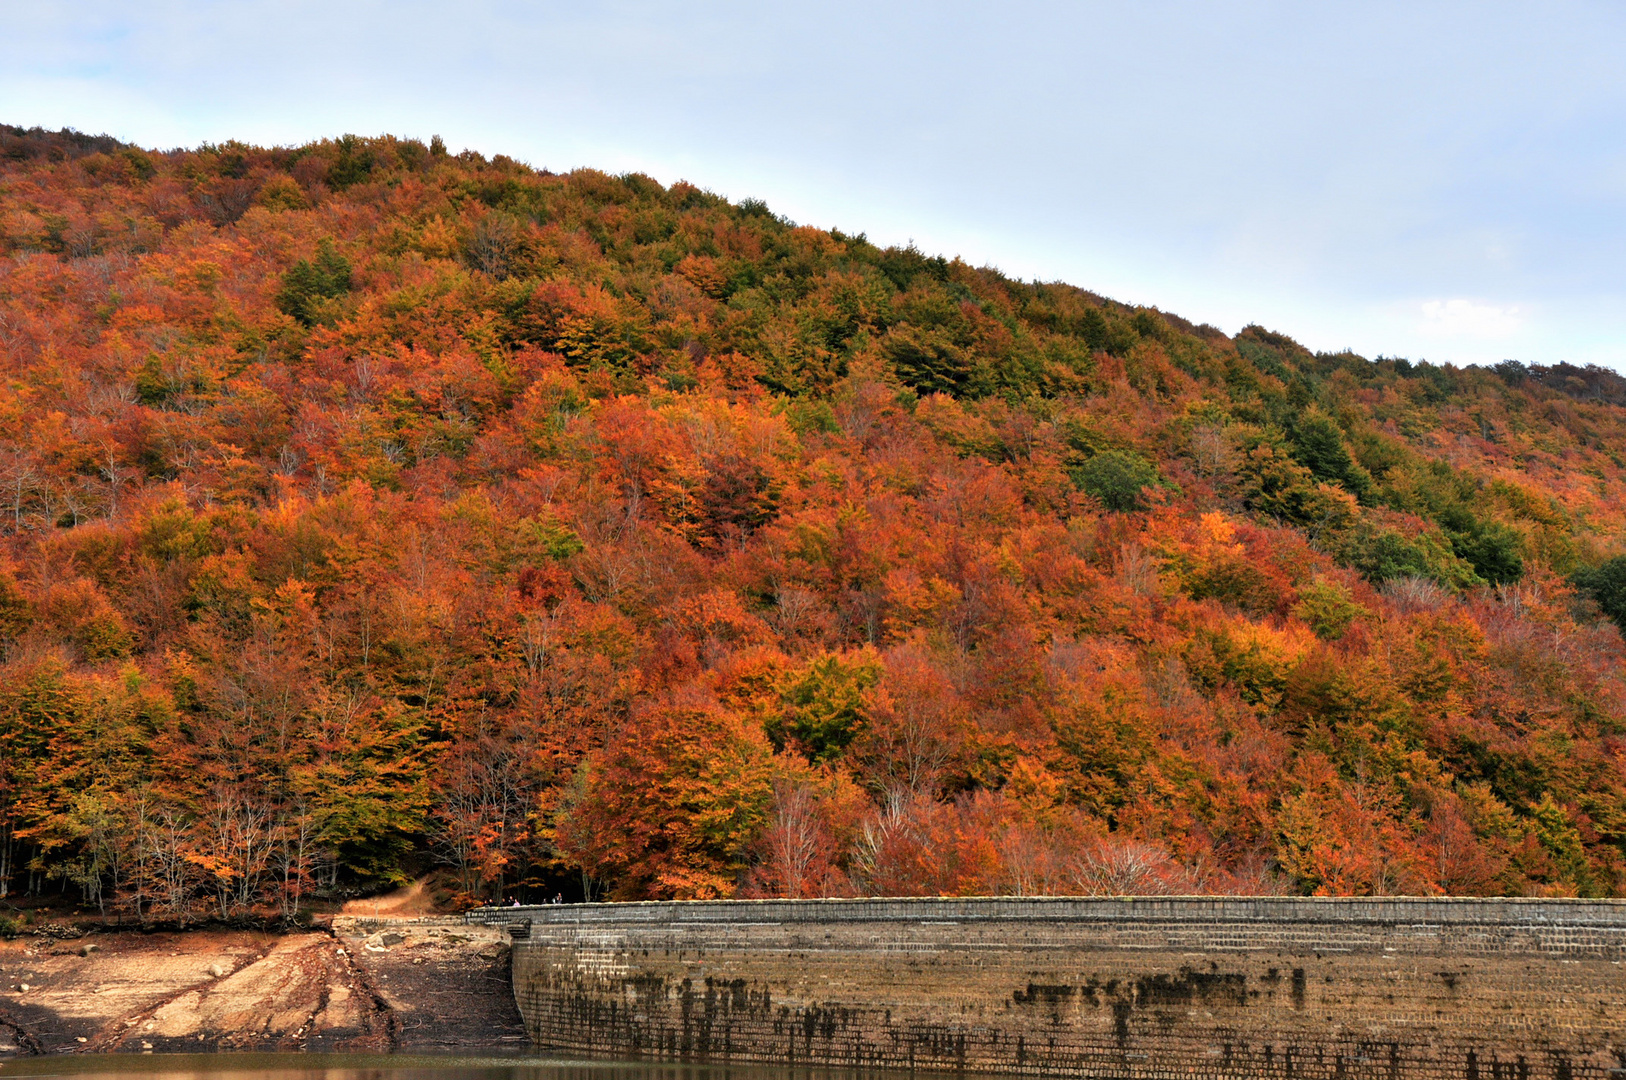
<box><xmin>479</xmin><ymin>896</ymin><xmax>1626</xmax><ymax>1080</ymax></box>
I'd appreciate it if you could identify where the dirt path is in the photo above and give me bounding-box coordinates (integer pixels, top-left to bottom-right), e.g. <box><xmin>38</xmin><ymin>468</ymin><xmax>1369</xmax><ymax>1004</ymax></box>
<box><xmin>0</xmin><ymin>919</ymin><xmax>525</xmax><ymax>1056</ymax></box>
<box><xmin>338</xmin><ymin>879</ymin><xmax>439</xmax><ymax>917</ymax></box>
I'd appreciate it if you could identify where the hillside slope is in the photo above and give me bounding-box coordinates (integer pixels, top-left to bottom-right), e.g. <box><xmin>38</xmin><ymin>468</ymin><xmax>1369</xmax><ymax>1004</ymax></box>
<box><xmin>3</xmin><ymin>125</ymin><xmax>1626</xmax><ymax>908</ymax></box>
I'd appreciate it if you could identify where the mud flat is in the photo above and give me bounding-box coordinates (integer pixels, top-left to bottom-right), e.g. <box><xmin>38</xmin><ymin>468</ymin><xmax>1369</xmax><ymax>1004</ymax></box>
<box><xmin>0</xmin><ymin>916</ymin><xmax>524</xmax><ymax>1056</ymax></box>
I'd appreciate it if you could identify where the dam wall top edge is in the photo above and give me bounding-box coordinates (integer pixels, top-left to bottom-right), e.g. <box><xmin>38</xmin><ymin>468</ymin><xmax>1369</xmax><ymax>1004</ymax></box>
<box><xmin>468</xmin><ymin>894</ymin><xmax>1626</xmax><ymax>929</ymax></box>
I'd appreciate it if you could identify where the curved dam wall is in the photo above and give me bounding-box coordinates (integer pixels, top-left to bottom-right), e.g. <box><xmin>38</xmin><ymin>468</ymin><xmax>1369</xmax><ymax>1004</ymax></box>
<box><xmin>481</xmin><ymin>896</ymin><xmax>1626</xmax><ymax>1080</ymax></box>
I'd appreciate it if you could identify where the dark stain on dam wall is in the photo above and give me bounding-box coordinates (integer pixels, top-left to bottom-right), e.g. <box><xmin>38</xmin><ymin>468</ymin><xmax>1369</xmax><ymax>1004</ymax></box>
<box><xmin>472</xmin><ymin>896</ymin><xmax>1626</xmax><ymax>1080</ymax></box>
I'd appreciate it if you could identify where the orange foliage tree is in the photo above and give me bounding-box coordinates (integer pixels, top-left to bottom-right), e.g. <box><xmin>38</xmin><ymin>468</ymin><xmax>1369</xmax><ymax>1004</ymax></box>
<box><xmin>0</xmin><ymin>125</ymin><xmax>1625</xmax><ymax>916</ymax></box>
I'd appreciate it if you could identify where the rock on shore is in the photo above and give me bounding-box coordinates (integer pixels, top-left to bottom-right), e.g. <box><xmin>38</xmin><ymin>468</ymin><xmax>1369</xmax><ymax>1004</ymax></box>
<box><xmin>0</xmin><ymin>918</ymin><xmax>526</xmax><ymax>1055</ymax></box>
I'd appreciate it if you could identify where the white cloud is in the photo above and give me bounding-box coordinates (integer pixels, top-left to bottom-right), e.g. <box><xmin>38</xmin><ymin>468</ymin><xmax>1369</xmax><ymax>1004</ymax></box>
<box><xmin>1418</xmin><ymin>299</ymin><xmax>1525</xmax><ymax>339</ymax></box>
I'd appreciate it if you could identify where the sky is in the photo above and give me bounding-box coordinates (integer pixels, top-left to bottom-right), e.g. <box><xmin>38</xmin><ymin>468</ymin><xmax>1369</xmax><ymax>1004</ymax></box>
<box><xmin>5</xmin><ymin>0</ymin><xmax>1626</xmax><ymax>370</ymax></box>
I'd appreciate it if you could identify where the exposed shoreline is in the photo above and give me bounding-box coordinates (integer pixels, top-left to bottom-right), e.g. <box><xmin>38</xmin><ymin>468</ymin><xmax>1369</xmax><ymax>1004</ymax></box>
<box><xmin>0</xmin><ymin>918</ymin><xmax>525</xmax><ymax>1057</ymax></box>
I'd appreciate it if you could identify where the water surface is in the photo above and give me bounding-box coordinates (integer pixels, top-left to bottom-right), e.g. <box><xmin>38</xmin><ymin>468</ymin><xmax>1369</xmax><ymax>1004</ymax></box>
<box><xmin>0</xmin><ymin>1055</ymin><xmax>922</xmax><ymax>1080</ymax></box>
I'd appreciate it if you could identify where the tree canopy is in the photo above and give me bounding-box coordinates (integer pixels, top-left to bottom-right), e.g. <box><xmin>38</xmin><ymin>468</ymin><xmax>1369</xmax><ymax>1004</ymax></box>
<box><xmin>2</xmin><ymin>125</ymin><xmax>1626</xmax><ymax>913</ymax></box>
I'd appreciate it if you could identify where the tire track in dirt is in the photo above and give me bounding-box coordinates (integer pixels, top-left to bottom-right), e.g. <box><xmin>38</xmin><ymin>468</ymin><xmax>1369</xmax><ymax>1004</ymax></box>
<box><xmin>0</xmin><ymin>921</ymin><xmax>518</xmax><ymax>1056</ymax></box>
<box><xmin>74</xmin><ymin>946</ymin><xmax>271</xmax><ymax>1053</ymax></box>
<box><xmin>68</xmin><ymin>934</ymin><xmax>385</xmax><ymax>1053</ymax></box>
<box><xmin>331</xmin><ymin>944</ymin><xmax>397</xmax><ymax>1051</ymax></box>
<box><xmin>332</xmin><ymin>918</ymin><xmax>526</xmax><ymax>1049</ymax></box>
<box><xmin>0</xmin><ymin>1006</ymin><xmax>42</xmax><ymax>1055</ymax></box>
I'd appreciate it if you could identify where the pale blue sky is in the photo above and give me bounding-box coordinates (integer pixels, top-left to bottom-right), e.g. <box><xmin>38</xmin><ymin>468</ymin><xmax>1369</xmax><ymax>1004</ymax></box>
<box><xmin>6</xmin><ymin>1</ymin><xmax>1626</xmax><ymax>369</ymax></box>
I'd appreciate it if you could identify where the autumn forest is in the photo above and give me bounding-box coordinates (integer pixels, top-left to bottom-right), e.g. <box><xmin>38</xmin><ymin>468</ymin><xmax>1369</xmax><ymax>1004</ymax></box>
<box><xmin>3</xmin><ymin>124</ymin><xmax>1626</xmax><ymax>921</ymax></box>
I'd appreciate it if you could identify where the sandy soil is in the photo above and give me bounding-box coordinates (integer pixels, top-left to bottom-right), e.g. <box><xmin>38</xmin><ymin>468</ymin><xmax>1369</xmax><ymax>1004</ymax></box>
<box><xmin>0</xmin><ymin>918</ymin><xmax>525</xmax><ymax>1057</ymax></box>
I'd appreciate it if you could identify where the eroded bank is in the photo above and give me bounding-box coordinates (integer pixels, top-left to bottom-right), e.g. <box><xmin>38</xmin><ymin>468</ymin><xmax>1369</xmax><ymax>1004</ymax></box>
<box><xmin>0</xmin><ymin>916</ymin><xmax>525</xmax><ymax>1055</ymax></box>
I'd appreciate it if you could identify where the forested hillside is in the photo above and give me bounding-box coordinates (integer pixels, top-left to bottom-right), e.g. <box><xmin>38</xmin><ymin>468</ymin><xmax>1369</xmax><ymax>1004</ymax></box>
<box><xmin>4</xmin><ymin>124</ymin><xmax>1626</xmax><ymax>917</ymax></box>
